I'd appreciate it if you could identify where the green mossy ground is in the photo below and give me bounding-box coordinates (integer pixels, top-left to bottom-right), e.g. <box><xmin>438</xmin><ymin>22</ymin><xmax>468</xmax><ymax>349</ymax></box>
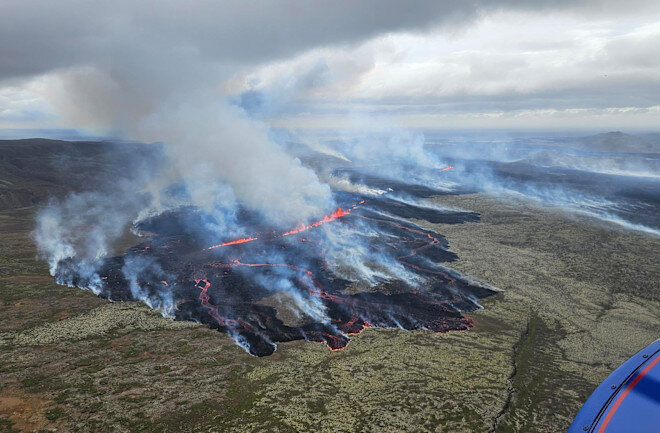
<box><xmin>0</xmin><ymin>193</ymin><xmax>658</xmax><ymax>432</ymax></box>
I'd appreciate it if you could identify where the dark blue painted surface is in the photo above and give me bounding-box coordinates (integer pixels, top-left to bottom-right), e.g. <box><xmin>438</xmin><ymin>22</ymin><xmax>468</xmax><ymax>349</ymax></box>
<box><xmin>568</xmin><ymin>339</ymin><xmax>660</xmax><ymax>433</ymax></box>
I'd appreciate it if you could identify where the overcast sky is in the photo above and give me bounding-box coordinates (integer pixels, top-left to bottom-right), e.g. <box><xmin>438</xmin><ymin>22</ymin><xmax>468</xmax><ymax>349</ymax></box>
<box><xmin>1</xmin><ymin>0</ymin><xmax>659</xmax><ymax>132</ymax></box>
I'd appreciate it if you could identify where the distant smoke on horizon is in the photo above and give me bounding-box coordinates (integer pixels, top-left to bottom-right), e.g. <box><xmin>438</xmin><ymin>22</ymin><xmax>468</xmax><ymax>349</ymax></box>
<box><xmin>10</xmin><ymin>0</ymin><xmax>657</xmax><ymax>355</ymax></box>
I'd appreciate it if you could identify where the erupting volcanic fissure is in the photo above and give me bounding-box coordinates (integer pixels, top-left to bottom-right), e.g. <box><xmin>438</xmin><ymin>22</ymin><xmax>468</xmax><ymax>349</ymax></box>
<box><xmin>283</xmin><ymin>205</ymin><xmax>352</xmax><ymax>236</ymax></box>
<box><xmin>208</xmin><ymin>202</ymin><xmax>364</xmax><ymax>250</ymax></box>
<box><xmin>51</xmin><ymin>167</ymin><xmax>493</xmax><ymax>356</ymax></box>
<box><xmin>208</xmin><ymin>236</ymin><xmax>258</xmax><ymax>249</ymax></box>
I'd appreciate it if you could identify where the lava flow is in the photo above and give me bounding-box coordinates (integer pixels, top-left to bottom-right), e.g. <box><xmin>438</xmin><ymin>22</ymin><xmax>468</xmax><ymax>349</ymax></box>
<box><xmin>283</xmin><ymin>206</ymin><xmax>350</xmax><ymax>236</ymax></box>
<box><xmin>207</xmin><ymin>201</ymin><xmax>364</xmax><ymax>250</ymax></box>
<box><xmin>51</xmin><ymin>167</ymin><xmax>493</xmax><ymax>357</ymax></box>
<box><xmin>208</xmin><ymin>236</ymin><xmax>257</xmax><ymax>249</ymax></box>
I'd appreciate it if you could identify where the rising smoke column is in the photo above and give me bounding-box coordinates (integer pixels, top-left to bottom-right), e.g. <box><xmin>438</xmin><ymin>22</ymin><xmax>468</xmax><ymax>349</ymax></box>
<box><xmin>34</xmin><ymin>63</ymin><xmax>336</xmax><ymax>294</ymax></box>
<box><xmin>22</xmin><ymin>2</ymin><xmax>507</xmax><ymax>355</ymax></box>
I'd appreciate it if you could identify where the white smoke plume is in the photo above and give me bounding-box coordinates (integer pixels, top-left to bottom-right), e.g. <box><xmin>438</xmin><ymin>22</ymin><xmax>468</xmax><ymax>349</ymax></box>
<box><xmin>43</xmin><ymin>67</ymin><xmax>334</xmax><ymax>227</ymax></box>
<box><xmin>34</xmin><ymin>181</ymin><xmax>153</xmax><ymax>275</ymax></box>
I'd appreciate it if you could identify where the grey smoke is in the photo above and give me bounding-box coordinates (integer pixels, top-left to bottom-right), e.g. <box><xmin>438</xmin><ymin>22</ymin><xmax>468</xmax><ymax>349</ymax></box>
<box><xmin>17</xmin><ymin>0</ymin><xmax>659</xmax><ymax>347</ymax></box>
<box><xmin>302</xmin><ymin>125</ymin><xmax>660</xmax><ymax>236</ymax></box>
<box><xmin>34</xmin><ymin>183</ymin><xmax>153</xmax><ymax>276</ymax></box>
<box><xmin>122</xmin><ymin>255</ymin><xmax>175</xmax><ymax>316</ymax></box>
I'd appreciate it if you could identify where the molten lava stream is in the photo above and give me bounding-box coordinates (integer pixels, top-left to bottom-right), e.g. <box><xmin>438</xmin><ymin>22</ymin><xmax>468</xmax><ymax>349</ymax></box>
<box><xmin>283</xmin><ymin>206</ymin><xmax>350</xmax><ymax>236</ymax></box>
<box><xmin>195</xmin><ymin>183</ymin><xmax>458</xmax><ymax>352</ymax></box>
<box><xmin>195</xmin><ymin>271</ymin><xmax>350</xmax><ymax>353</ymax></box>
<box><xmin>207</xmin><ymin>201</ymin><xmax>365</xmax><ymax>250</ymax></box>
<box><xmin>196</xmin><ymin>278</ymin><xmax>253</xmax><ymax>331</ymax></box>
<box><xmin>207</xmin><ymin>236</ymin><xmax>257</xmax><ymax>250</ymax></box>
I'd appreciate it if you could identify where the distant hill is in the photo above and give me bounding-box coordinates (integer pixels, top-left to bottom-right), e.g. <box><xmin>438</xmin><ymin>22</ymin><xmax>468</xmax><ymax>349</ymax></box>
<box><xmin>575</xmin><ymin>131</ymin><xmax>658</xmax><ymax>153</ymax></box>
<box><xmin>0</xmin><ymin>138</ymin><xmax>161</xmax><ymax>211</ymax></box>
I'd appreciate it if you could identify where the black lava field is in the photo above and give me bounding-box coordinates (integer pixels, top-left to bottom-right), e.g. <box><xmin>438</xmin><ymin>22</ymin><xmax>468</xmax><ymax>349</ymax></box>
<box><xmin>53</xmin><ymin>178</ymin><xmax>494</xmax><ymax>356</ymax></box>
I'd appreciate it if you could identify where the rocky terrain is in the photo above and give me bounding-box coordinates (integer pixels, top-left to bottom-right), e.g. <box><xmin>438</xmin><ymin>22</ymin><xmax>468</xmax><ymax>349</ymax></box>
<box><xmin>0</xmin><ymin>192</ymin><xmax>658</xmax><ymax>432</ymax></box>
<box><xmin>0</xmin><ymin>138</ymin><xmax>658</xmax><ymax>432</ymax></box>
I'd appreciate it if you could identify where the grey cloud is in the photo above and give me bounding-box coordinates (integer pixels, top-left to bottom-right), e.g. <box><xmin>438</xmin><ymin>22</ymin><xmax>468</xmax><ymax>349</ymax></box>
<box><xmin>234</xmin><ymin>12</ymin><xmax>660</xmax><ymax>119</ymax></box>
<box><xmin>0</xmin><ymin>0</ymin><xmax>632</xmax><ymax>82</ymax></box>
<box><xmin>2</xmin><ymin>0</ymin><xmax>658</xmax><ymax>225</ymax></box>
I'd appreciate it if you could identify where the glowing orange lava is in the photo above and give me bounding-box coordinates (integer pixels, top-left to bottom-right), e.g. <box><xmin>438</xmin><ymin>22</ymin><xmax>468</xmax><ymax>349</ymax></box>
<box><xmin>207</xmin><ymin>236</ymin><xmax>258</xmax><ymax>250</ymax></box>
<box><xmin>283</xmin><ymin>206</ymin><xmax>350</xmax><ymax>236</ymax></box>
<box><xmin>207</xmin><ymin>202</ymin><xmax>363</xmax><ymax>250</ymax></box>
<box><xmin>196</xmin><ymin>278</ymin><xmax>253</xmax><ymax>330</ymax></box>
